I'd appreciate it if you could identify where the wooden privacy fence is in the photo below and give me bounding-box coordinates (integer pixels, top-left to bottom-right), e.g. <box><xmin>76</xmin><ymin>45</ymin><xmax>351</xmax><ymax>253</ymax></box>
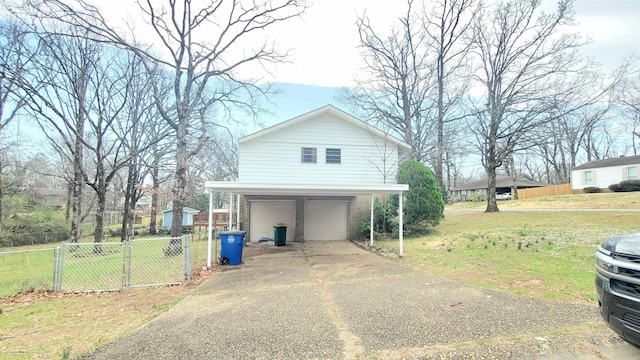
<box><xmin>518</xmin><ymin>183</ymin><xmax>572</xmax><ymax>199</ymax></box>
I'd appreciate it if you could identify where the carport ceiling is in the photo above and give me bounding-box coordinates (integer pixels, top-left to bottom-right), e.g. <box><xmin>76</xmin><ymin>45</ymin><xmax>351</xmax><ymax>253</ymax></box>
<box><xmin>204</xmin><ymin>181</ymin><xmax>408</xmax><ymax>196</ymax></box>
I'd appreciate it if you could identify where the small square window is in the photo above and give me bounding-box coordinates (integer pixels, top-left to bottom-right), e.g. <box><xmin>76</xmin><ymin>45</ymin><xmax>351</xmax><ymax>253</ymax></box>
<box><xmin>326</xmin><ymin>148</ymin><xmax>341</xmax><ymax>164</ymax></box>
<box><xmin>627</xmin><ymin>167</ymin><xmax>638</xmax><ymax>180</ymax></box>
<box><xmin>301</xmin><ymin>147</ymin><xmax>316</xmax><ymax>163</ymax></box>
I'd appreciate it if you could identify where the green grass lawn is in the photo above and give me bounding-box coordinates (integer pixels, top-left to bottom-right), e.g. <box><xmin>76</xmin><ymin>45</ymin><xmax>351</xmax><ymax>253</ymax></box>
<box><xmin>384</xmin><ymin>208</ymin><xmax>640</xmax><ymax>303</ymax></box>
<box><xmin>0</xmin><ymin>235</ymin><xmax>214</xmax><ymax>297</ymax></box>
<box><xmin>1</xmin><ymin>193</ymin><xmax>638</xmax><ymax>358</ymax></box>
<box><xmin>0</xmin><ymin>248</ymin><xmax>57</xmax><ymax>296</ymax></box>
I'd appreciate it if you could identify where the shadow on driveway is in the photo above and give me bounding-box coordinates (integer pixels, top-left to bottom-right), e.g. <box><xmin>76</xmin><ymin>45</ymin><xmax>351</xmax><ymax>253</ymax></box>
<box><xmin>77</xmin><ymin>241</ymin><xmax>636</xmax><ymax>359</ymax></box>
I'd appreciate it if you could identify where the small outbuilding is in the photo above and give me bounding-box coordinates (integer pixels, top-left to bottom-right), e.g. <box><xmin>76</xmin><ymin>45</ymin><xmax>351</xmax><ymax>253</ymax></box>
<box><xmin>162</xmin><ymin>207</ymin><xmax>200</xmax><ymax>229</ymax></box>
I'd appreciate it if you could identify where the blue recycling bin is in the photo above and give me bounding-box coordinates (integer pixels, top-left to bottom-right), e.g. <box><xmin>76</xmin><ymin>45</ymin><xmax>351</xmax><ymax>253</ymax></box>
<box><xmin>219</xmin><ymin>231</ymin><xmax>246</xmax><ymax>265</ymax></box>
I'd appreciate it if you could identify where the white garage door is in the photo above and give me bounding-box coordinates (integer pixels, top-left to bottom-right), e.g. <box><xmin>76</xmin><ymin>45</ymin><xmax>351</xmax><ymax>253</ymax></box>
<box><xmin>249</xmin><ymin>200</ymin><xmax>296</xmax><ymax>242</ymax></box>
<box><xmin>304</xmin><ymin>201</ymin><xmax>349</xmax><ymax>240</ymax></box>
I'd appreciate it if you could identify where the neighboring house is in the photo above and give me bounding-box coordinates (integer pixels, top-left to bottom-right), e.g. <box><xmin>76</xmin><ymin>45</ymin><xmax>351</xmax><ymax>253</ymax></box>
<box><xmin>571</xmin><ymin>155</ymin><xmax>640</xmax><ymax>193</ymax></box>
<box><xmin>450</xmin><ymin>175</ymin><xmax>547</xmax><ymax>202</ymax></box>
<box><xmin>205</xmin><ymin>105</ymin><xmax>410</xmax><ymax>248</ymax></box>
<box><xmin>162</xmin><ymin>207</ymin><xmax>200</xmax><ymax>228</ymax></box>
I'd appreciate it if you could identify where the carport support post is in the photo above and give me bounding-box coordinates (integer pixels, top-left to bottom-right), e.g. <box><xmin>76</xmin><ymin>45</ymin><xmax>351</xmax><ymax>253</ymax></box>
<box><xmin>236</xmin><ymin>194</ymin><xmax>240</xmax><ymax>230</ymax></box>
<box><xmin>207</xmin><ymin>191</ymin><xmax>213</xmax><ymax>267</ymax></box>
<box><xmin>229</xmin><ymin>193</ymin><xmax>234</xmax><ymax>230</ymax></box>
<box><xmin>370</xmin><ymin>194</ymin><xmax>374</xmax><ymax>246</ymax></box>
<box><xmin>399</xmin><ymin>191</ymin><xmax>404</xmax><ymax>255</ymax></box>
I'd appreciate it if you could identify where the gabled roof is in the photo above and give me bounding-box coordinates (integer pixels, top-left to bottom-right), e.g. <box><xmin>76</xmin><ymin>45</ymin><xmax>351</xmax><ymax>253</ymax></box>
<box><xmin>451</xmin><ymin>175</ymin><xmax>547</xmax><ymax>191</ymax></box>
<box><xmin>240</xmin><ymin>105</ymin><xmax>412</xmax><ymax>152</ymax></box>
<box><xmin>162</xmin><ymin>207</ymin><xmax>200</xmax><ymax>214</ymax></box>
<box><xmin>573</xmin><ymin>155</ymin><xmax>640</xmax><ymax>170</ymax></box>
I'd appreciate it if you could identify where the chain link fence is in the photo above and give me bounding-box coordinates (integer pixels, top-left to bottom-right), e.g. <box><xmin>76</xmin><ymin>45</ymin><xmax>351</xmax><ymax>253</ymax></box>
<box><xmin>0</xmin><ymin>248</ymin><xmax>57</xmax><ymax>297</ymax></box>
<box><xmin>127</xmin><ymin>237</ymin><xmax>190</xmax><ymax>289</ymax></box>
<box><xmin>54</xmin><ymin>242</ymin><xmax>127</xmax><ymax>292</ymax></box>
<box><xmin>1</xmin><ymin>234</ymin><xmax>218</xmax><ymax>296</ymax></box>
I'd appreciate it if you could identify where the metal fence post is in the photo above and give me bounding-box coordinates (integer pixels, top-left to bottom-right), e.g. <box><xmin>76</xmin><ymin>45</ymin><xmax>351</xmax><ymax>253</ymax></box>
<box><xmin>184</xmin><ymin>234</ymin><xmax>191</xmax><ymax>281</ymax></box>
<box><xmin>127</xmin><ymin>238</ymin><xmax>133</xmax><ymax>289</ymax></box>
<box><xmin>53</xmin><ymin>247</ymin><xmax>60</xmax><ymax>292</ymax></box>
<box><xmin>120</xmin><ymin>241</ymin><xmax>126</xmax><ymax>290</ymax></box>
<box><xmin>58</xmin><ymin>243</ymin><xmax>66</xmax><ymax>292</ymax></box>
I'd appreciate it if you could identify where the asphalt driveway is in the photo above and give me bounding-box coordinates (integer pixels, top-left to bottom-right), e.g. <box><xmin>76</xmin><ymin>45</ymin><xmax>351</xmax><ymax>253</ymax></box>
<box><xmin>77</xmin><ymin>241</ymin><xmax>639</xmax><ymax>359</ymax></box>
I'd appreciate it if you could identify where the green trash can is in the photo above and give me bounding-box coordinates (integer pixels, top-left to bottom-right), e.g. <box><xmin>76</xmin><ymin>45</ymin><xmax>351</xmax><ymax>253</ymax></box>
<box><xmin>274</xmin><ymin>223</ymin><xmax>287</xmax><ymax>246</ymax></box>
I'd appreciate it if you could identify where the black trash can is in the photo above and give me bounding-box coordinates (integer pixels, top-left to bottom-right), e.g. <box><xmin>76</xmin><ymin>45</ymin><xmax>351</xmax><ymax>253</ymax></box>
<box><xmin>273</xmin><ymin>223</ymin><xmax>287</xmax><ymax>246</ymax></box>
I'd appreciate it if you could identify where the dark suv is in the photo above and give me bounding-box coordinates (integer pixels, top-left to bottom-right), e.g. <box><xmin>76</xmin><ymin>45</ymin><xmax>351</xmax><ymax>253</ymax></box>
<box><xmin>595</xmin><ymin>231</ymin><xmax>640</xmax><ymax>347</ymax></box>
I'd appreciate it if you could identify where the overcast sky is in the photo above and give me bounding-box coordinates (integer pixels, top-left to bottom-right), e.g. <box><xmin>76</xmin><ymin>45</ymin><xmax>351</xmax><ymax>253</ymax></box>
<box><xmin>259</xmin><ymin>0</ymin><xmax>639</xmax><ymax>88</ymax></box>
<box><xmin>94</xmin><ymin>0</ymin><xmax>639</xmax><ymax>89</ymax></box>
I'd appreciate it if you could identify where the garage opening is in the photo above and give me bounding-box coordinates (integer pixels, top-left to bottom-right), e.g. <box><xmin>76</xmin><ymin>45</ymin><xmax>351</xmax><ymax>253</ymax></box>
<box><xmin>248</xmin><ymin>200</ymin><xmax>296</xmax><ymax>242</ymax></box>
<box><xmin>304</xmin><ymin>200</ymin><xmax>349</xmax><ymax>240</ymax></box>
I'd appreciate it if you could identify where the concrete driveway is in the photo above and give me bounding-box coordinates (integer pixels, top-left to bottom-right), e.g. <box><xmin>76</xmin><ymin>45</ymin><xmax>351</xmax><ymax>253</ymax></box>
<box><xmin>78</xmin><ymin>241</ymin><xmax>639</xmax><ymax>359</ymax></box>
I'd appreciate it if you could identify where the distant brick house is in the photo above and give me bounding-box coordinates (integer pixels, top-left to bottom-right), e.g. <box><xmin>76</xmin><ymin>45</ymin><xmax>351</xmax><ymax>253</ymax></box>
<box><xmin>449</xmin><ymin>175</ymin><xmax>547</xmax><ymax>202</ymax></box>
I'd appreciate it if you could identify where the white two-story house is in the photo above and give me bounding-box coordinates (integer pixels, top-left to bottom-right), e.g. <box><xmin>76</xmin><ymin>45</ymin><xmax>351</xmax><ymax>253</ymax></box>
<box><xmin>205</xmin><ymin>105</ymin><xmax>410</xmax><ymax>253</ymax></box>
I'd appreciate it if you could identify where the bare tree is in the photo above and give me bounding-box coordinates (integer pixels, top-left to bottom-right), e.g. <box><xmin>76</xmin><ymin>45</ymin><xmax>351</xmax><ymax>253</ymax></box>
<box><xmin>145</xmin><ymin>125</ymin><xmax>174</xmax><ymax>235</ymax></box>
<box><xmin>17</xmin><ymin>30</ymin><xmax>98</xmax><ymax>243</ymax></box>
<box><xmin>17</xmin><ymin>0</ymin><xmax>307</xmax><ymax>254</ymax></box>
<box><xmin>342</xmin><ymin>0</ymin><xmax>477</xmax><ymax>193</ymax></box>
<box><xmin>619</xmin><ymin>62</ymin><xmax>640</xmax><ymax>154</ymax></box>
<box><xmin>343</xmin><ymin>0</ymin><xmax>435</xmax><ymax>162</ymax></box>
<box><xmin>469</xmin><ymin>0</ymin><xmax>611</xmax><ymax>212</ymax></box>
<box><xmin>0</xmin><ymin>20</ymin><xmax>32</xmax><ymax>223</ymax></box>
<box><xmin>117</xmin><ymin>57</ymin><xmax>172</xmax><ymax>242</ymax></box>
<box><xmin>423</xmin><ymin>0</ymin><xmax>480</xmax><ymax>190</ymax></box>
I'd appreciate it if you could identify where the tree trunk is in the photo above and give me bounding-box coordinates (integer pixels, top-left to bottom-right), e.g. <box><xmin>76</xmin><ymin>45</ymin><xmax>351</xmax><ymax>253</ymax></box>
<box><xmin>71</xmin><ymin>174</ymin><xmax>83</xmax><ymax>244</ymax></box>
<box><xmin>65</xmin><ymin>181</ymin><xmax>72</xmax><ymax>222</ymax></box>
<box><xmin>0</xmin><ymin>156</ymin><xmax>4</xmax><ymax>224</ymax></box>
<box><xmin>485</xmin><ymin>164</ymin><xmax>499</xmax><ymax>213</ymax></box>
<box><xmin>93</xmin><ymin>190</ymin><xmax>106</xmax><ymax>252</ymax></box>
<box><xmin>150</xmin><ymin>191</ymin><xmax>158</xmax><ymax>235</ymax></box>
<box><xmin>121</xmin><ymin>180</ymin><xmax>131</xmax><ymax>242</ymax></box>
<box><xmin>485</xmin><ymin>123</ymin><xmax>499</xmax><ymax>213</ymax></box>
<box><xmin>166</xmin><ymin>122</ymin><xmax>188</xmax><ymax>256</ymax></box>
<box><xmin>149</xmin><ymin>147</ymin><xmax>160</xmax><ymax>235</ymax></box>
<box><xmin>436</xmin><ymin>52</ymin><xmax>445</xmax><ymax>191</ymax></box>
<box><xmin>121</xmin><ymin>161</ymin><xmax>137</xmax><ymax>242</ymax></box>
<box><xmin>166</xmin><ymin>194</ymin><xmax>184</xmax><ymax>256</ymax></box>
<box><xmin>0</xmin><ymin>157</ymin><xmax>3</xmax><ymax>244</ymax></box>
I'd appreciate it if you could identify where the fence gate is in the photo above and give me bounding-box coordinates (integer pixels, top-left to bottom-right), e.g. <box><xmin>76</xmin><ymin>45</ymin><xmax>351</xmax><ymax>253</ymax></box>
<box><xmin>54</xmin><ymin>236</ymin><xmax>191</xmax><ymax>293</ymax></box>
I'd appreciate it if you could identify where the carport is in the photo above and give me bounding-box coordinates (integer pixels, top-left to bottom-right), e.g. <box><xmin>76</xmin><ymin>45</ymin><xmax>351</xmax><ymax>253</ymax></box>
<box><xmin>203</xmin><ymin>181</ymin><xmax>409</xmax><ymax>267</ymax></box>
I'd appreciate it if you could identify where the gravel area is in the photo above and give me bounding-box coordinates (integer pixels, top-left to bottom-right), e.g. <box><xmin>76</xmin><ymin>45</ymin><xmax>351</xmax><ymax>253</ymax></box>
<box><xmin>76</xmin><ymin>241</ymin><xmax>635</xmax><ymax>359</ymax></box>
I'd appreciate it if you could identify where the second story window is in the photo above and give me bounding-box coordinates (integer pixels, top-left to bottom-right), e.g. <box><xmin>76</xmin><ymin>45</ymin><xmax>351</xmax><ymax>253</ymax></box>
<box><xmin>301</xmin><ymin>147</ymin><xmax>317</xmax><ymax>163</ymax></box>
<box><xmin>326</xmin><ymin>148</ymin><xmax>341</xmax><ymax>164</ymax></box>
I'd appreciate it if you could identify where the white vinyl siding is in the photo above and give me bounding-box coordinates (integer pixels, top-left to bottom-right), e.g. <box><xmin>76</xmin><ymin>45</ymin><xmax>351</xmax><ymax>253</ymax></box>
<box><xmin>248</xmin><ymin>201</ymin><xmax>296</xmax><ymax>242</ymax></box>
<box><xmin>304</xmin><ymin>201</ymin><xmax>348</xmax><ymax>240</ymax></box>
<box><xmin>239</xmin><ymin>113</ymin><xmax>400</xmax><ymax>185</ymax></box>
<box><xmin>571</xmin><ymin>162</ymin><xmax>640</xmax><ymax>190</ymax></box>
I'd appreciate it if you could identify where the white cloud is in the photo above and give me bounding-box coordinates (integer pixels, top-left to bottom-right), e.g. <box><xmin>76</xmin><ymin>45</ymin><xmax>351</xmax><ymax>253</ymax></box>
<box><xmin>263</xmin><ymin>0</ymin><xmax>639</xmax><ymax>87</ymax></box>
<box><xmin>253</xmin><ymin>0</ymin><xmax>408</xmax><ymax>88</ymax></box>
<box><xmin>96</xmin><ymin>0</ymin><xmax>638</xmax><ymax>88</ymax></box>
